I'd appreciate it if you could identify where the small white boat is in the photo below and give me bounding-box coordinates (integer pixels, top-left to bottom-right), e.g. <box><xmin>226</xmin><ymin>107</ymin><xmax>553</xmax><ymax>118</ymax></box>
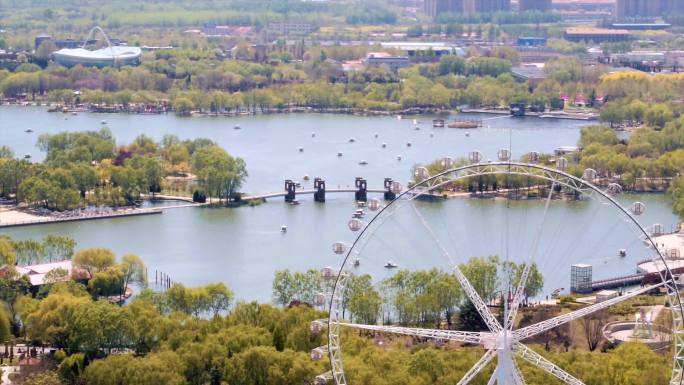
<box><xmin>289</xmin><ymin>199</ymin><xmax>300</xmax><ymax>206</ymax></box>
<box><xmin>397</xmin><ymin>155</ymin><xmax>402</xmax><ymax>161</ymax></box>
<box><xmin>298</xmin><ymin>147</ymin><xmax>304</xmax><ymax>152</ymax></box>
<box><xmin>311</xmin><ymin>132</ymin><xmax>316</xmax><ymax>137</ymax></box>
<box><xmin>281</xmin><ymin>225</ymin><xmax>287</xmax><ymax>233</ymax></box>
<box><xmin>349</xmin><ymin>137</ymin><xmax>356</xmax><ymax>143</ymax></box>
<box><xmin>356</xmin><ymin>201</ymin><xmax>366</xmax><ymax>208</ymax></box>
<box><xmin>413</xmin><ymin>119</ymin><xmax>418</xmax><ymax>125</ymax></box>
<box><xmin>465</xmin><ymin>132</ymin><xmax>470</xmax><ymax>137</ymax></box>
<box><xmin>295</xmin><ymin>181</ymin><xmax>302</xmax><ymax>188</ymax></box>
<box><xmin>358</xmin><ymin>160</ymin><xmax>368</xmax><ymax>166</ymax></box>
<box><xmin>25</xmin><ymin>128</ymin><xmax>33</xmax><ymax>133</ymax></box>
<box><xmin>353</xmin><ymin>209</ymin><xmax>365</xmax><ymax>218</ymax></box>
<box><xmin>337</xmin><ymin>152</ymin><xmax>343</xmax><ymax>157</ymax></box>
<box><xmin>397</xmin><ymin>115</ymin><xmax>402</xmax><ymax>120</ymax></box>
<box><xmin>619</xmin><ymin>249</ymin><xmax>627</xmax><ymax>257</ymax></box>
<box><xmin>234</xmin><ymin>125</ymin><xmax>241</xmax><ymax>130</ymax></box>
<box><xmin>384</xmin><ymin>261</ymin><xmax>398</xmax><ymax>268</ymax></box>
<box><xmin>353</xmin><ymin>258</ymin><xmax>361</xmax><ymax>267</ymax></box>
<box><xmin>101</xmin><ymin>120</ymin><xmax>107</xmax><ymax>125</ymax></box>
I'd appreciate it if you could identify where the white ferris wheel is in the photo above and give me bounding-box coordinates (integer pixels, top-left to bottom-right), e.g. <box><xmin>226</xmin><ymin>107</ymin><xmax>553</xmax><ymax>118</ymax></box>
<box><xmin>309</xmin><ymin>155</ymin><xmax>684</xmax><ymax>385</ymax></box>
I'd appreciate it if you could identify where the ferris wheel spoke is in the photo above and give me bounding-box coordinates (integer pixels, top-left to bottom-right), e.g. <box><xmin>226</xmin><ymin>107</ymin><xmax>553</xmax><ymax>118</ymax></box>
<box><xmin>512</xmin><ymin>355</ymin><xmax>527</xmax><ymax>385</ymax></box>
<box><xmin>456</xmin><ymin>349</ymin><xmax>497</xmax><ymax>385</ymax></box>
<box><xmin>336</xmin><ymin>322</ymin><xmax>492</xmax><ymax>345</ymax></box>
<box><xmin>513</xmin><ymin>281</ymin><xmax>665</xmax><ymax>341</ymax></box>
<box><xmin>410</xmin><ymin>203</ymin><xmax>503</xmax><ymax>332</ymax></box>
<box><xmin>513</xmin><ymin>343</ymin><xmax>584</xmax><ymax>385</ymax></box>
<box><xmin>507</xmin><ymin>182</ymin><xmax>556</xmax><ymax>330</ymax></box>
<box><xmin>486</xmin><ymin>367</ymin><xmax>498</xmax><ymax>385</ymax></box>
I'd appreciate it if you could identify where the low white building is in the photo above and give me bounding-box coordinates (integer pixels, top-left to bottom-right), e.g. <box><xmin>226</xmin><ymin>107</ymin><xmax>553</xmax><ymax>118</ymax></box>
<box><xmin>596</xmin><ymin>289</ymin><xmax>618</xmax><ymax>303</ymax></box>
<box><xmin>0</xmin><ymin>260</ymin><xmax>76</xmax><ymax>287</ymax></box>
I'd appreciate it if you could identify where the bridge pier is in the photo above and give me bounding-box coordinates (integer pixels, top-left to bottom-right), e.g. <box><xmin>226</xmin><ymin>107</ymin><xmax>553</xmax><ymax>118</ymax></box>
<box><xmin>284</xmin><ymin>179</ymin><xmax>296</xmax><ymax>202</ymax></box>
<box><xmin>314</xmin><ymin>178</ymin><xmax>326</xmax><ymax>203</ymax></box>
<box><xmin>384</xmin><ymin>178</ymin><xmax>396</xmax><ymax>201</ymax></box>
<box><xmin>355</xmin><ymin>177</ymin><xmax>367</xmax><ymax>202</ymax></box>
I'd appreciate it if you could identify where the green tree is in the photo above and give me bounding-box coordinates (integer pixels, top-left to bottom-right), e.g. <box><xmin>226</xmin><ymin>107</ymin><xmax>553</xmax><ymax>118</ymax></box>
<box><xmin>0</xmin><ymin>272</ymin><xmax>31</xmax><ymax>334</ymax></box>
<box><xmin>73</xmin><ymin>248</ymin><xmax>116</xmax><ymax>276</ymax></box>
<box><xmin>272</xmin><ymin>270</ymin><xmax>296</xmax><ymax>306</ymax></box>
<box><xmin>42</xmin><ymin>235</ymin><xmax>76</xmax><ymax>262</ymax></box>
<box><xmin>346</xmin><ymin>274</ymin><xmax>381</xmax><ymax>324</ymax></box>
<box><xmin>173</xmin><ymin>97</ymin><xmax>195</xmax><ymax>116</ymax></box>
<box><xmin>0</xmin><ymin>307</ymin><xmax>10</xmax><ymax>343</ymax></box>
<box><xmin>191</xmin><ymin>145</ymin><xmax>247</xmax><ymax>201</ymax></box>
<box><xmin>88</xmin><ymin>267</ymin><xmax>125</xmax><ymax>298</ymax></box>
<box><xmin>69</xmin><ymin>163</ymin><xmax>98</xmax><ymax>199</ymax></box>
<box><xmin>0</xmin><ymin>237</ymin><xmax>16</xmax><ymax>265</ymax></box>
<box><xmin>71</xmin><ymin>300</ymin><xmax>132</xmax><ymax>355</ymax></box>
<box><xmin>459</xmin><ymin>256</ymin><xmax>500</xmax><ymax>302</ymax></box>
<box><xmin>205</xmin><ymin>282</ymin><xmax>234</xmax><ymax>317</ymax></box>
<box><xmin>119</xmin><ymin>254</ymin><xmax>147</xmax><ymax>296</ymax></box>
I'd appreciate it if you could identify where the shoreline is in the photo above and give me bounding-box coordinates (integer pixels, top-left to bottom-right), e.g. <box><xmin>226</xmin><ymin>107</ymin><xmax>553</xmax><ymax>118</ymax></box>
<box><xmin>3</xmin><ymin>101</ymin><xmax>454</xmax><ymax>117</ymax></box>
<box><xmin>3</xmin><ymin>102</ymin><xmax>599</xmax><ymax>121</ymax></box>
<box><xmin>0</xmin><ymin>206</ymin><xmax>163</xmax><ymax>228</ymax></box>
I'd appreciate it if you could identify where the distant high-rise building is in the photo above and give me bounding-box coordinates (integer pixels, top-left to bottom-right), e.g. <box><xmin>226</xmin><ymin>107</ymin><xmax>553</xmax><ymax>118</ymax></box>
<box><xmin>665</xmin><ymin>0</ymin><xmax>684</xmax><ymax>14</ymax></box>
<box><xmin>424</xmin><ymin>0</ymin><xmax>464</xmax><ymax>18</ymax></box>
<box><xmin>615</xmin><ymin>0</ymin><xmax>680</xmax><ymax>19</ymax></box>
<box><xmin>519</xmin><ymin>0</ymin><xmax>552</xmax><ymax>12</ymax></box>
<box><xmin>464</xmin><ymin>0</ymin><xmax>511</xmax><ymax>13</ymax></box>
<box><xmin>424</xmin><ymin>0</ymin><xmax>512</xmax><ymax>17</ymax></box>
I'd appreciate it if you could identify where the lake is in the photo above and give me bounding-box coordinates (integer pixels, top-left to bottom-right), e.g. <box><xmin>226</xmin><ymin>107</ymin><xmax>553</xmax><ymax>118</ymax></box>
<box><xmin>1</xmin><ymin>107</ymin><xmax>679</xmax><ymax>302</ymax></box>
<box><xmin>2</xmin><ymin>107</ymin><xmax>586</xmax><ymax>192</ymax></box>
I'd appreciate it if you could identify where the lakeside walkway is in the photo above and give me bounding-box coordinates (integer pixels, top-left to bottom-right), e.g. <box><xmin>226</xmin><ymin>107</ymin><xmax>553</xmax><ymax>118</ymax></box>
<box><xmin>0</xmin><ymin>207</ymin><xmax>163</xmax><ymax>229</ymax></box>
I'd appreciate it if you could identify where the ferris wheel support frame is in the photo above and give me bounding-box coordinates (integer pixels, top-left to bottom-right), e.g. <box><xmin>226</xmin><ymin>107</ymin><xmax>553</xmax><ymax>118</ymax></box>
<box><xmin>327</xmin><ymin>161</ymin><xmax>684</xmax><ymax>385</ymax></box>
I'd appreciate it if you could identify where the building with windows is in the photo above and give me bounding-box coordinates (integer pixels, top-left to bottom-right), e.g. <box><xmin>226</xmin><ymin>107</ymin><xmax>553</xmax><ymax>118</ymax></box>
<box><xmin>565</xmin><ymin>27</ymin><xmax>631</xmax><ymax>43</ymax></box>
<box><xmin>571</xmin><ymin>263</ymin><xmax>593</xmax><ymax>294</ymax></box>
<box><xmin>424</xmin><ymin>0</ymin><xmax>510</xmax><ymax>17</ymax></box>
<box><xmin>424</xmin><ymin>0</ymin><xmax>464</xmax><ymax>18</ymax></box>
<box><xmin>464</xmin><ymin>0</ymin><xmax>511</xmax><ymax>13</ymax></box>
<box><xmin>34</xmin><ymin>34</ymin><xmax>52</xmax><ymax>49</ymax></box>
<box><xmin>615</xmin><ymin>0</ymin><xmax>684</xmax><ymax>19</ymax></box>
<box><xmin>379</xmin><ymin>42</ymin><xmax>465</xmax><ymax>62</ymax></box>
<box><xmin>365</xmin><ymin>52</ymin><xmax>410</xmax><ymax>72</ymax></box>
<box><xmin>267</xmin><ymin>22</ymin><xmax>314</xmax><ymax>35</ymax></box>
<box><xmin>518</xmin><ymin>0</ymin><xmax>552</xmax><ymax>12</ymax></box>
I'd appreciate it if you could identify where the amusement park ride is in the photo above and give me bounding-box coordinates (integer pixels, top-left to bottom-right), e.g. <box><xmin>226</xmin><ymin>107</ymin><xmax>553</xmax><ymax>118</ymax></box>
<box><xmin>306</xmin><ymin>152</ymin><xmax>684</xmax><ymax>385</ymax></box>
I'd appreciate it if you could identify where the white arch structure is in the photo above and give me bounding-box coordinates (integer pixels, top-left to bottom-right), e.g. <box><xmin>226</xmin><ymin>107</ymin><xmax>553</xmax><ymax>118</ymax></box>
<box><xmin>82</xmin><ymin>26</ymin><xmax>114</xmax><ymax>49</ymax></box>
<box><xmin>326</xmin><ymin>161</ymin><xmax>684</xmax><ymax>385</ymax></box>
